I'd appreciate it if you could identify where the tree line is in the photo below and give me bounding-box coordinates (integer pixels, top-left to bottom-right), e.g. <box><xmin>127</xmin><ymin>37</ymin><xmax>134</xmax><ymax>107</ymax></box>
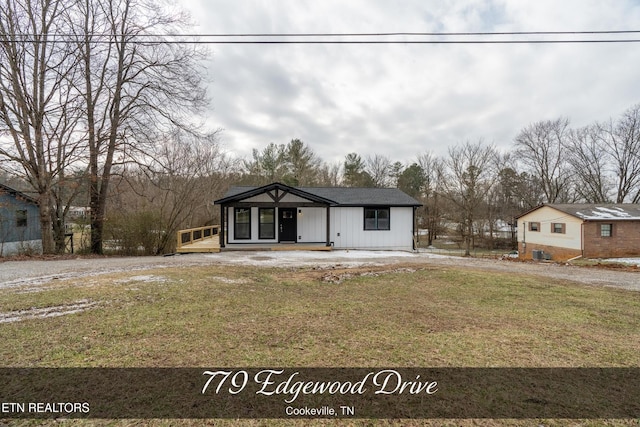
<box><xmin>229</xmin><ymin>103</ymin><xmax>639</xmax><ymax>255</ymax></box>
<box><xmin>111</xmin><ymin>101</ymin><xmax>640</xmax><ymax>256</ymax></box>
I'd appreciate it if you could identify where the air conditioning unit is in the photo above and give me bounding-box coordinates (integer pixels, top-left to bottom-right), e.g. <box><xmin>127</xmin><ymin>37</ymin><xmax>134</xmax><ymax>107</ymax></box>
<box><xmin>542</xmin><ymin>252</ymin><xmax>552</xmax><ymax>261</ymax></box>
<box><xmin>532</xmin><ymin>250</ymin><xmax>542</xmax><ymax>261</ymax></box>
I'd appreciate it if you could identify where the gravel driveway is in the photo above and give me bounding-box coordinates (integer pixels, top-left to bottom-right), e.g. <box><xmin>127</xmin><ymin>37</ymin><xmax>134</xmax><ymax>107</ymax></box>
<box><xmin>1</xmin><ymin>250</ymin><xmax>639</xmax><ymax>291</ymax></box>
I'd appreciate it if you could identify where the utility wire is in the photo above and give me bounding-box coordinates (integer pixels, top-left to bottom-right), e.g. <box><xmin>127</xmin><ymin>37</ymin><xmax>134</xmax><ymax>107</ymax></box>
<box><xmin>5</xmin><ymin>30</ymin><xmax>640</xmax><ymax>44</ymax></box>
<box><xmin>6</xmin><ymin>39</ymin><xmax>640</xmax><ymax>44</ymax></box>
<box><xmin>162</xmin><ymin>29</ymin><xmax>640</xmax><ymax>37</ymax></box>
<box><xmin>125</xmin><ymin>39</ymin><xmax>640</xmax><ymax>44</ymax></box>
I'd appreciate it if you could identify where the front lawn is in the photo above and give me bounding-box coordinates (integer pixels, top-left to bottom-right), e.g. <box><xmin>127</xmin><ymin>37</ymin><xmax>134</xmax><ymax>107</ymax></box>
<box><xmin>1</xmin><ymin>262</ymin><xmax>638</xmax><ymax>426</ymax></box>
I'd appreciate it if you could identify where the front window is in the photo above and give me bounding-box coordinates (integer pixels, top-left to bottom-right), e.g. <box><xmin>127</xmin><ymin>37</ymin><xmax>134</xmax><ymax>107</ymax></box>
<box><xmin>600</xmin><ymin>224</ymin><xmax>612</xmax><ymax>237</ymax></box>
<box><xmin>16</xmin><ymin>210</ymin><xmax>27</xmax><ymax>227</ymax></box>
<box><xmin>234</xmin><ymin>208</ymin><xmax>251</xmax><ymax>239</ymax></box>
<box><xmin>551</xmin><ymin>223</ymin><xmax>565</xmax><ymax>234</ymax></box>
<box><xmin>364</xmin><ymin>207</ymin><xmax>390</xmax><ymax>230</ymax></box>
<box><xmin>259</xmin><ymin>208</ymin><xmax>275</xmax><ymax>239</ymax></box>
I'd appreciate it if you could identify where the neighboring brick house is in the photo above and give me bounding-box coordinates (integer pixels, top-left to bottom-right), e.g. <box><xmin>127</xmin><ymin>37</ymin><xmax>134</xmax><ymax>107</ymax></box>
<box><xmin>516</xmin><ymin>204</ymin><xmax>640</xmax><ymax>261</ymax></box>
<box><xmin>0</xmin><ymin>183</ymin><xmax>42</xmax><ymax>256</ymax></box>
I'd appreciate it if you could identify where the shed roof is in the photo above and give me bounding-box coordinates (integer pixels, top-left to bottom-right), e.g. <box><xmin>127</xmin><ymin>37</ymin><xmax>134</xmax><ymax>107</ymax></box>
<box><xmin>0</xmin><ymin>183</ymin><xmax>38</xmax><ymax>205</ymax></box>
<box><xmin>216</xmin><ymin>182</ymin><xmax>422</xmax><ymax>207</ymax></box>
<box><xmin>518</xmin><ymin>203</ymin><xmax>640</xmax><ymax>221</ymax></box>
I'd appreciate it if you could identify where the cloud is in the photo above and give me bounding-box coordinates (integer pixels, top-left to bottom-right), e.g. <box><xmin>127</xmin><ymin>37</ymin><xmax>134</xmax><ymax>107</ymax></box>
<box><xmin>182</xmin><ymin>0</ymin><xmax>640</xmax><ymax>164</ymax></box>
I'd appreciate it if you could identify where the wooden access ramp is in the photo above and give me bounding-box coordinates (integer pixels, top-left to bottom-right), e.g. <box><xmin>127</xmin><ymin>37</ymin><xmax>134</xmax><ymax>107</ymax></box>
<box><xmin>176</xmin><ymin>225</ymin><xmax>332</xmax><ymax>253</ymax></box>
<box><xmin>176</xmin><ymin>225</ymin><xmax>221</xmax><ymax>253</ymax></box>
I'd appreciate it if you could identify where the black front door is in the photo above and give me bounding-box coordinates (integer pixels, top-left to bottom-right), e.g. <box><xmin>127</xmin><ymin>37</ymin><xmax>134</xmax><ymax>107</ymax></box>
<box><xmin>279</xmin><ymin>208</ymin><xmax>297</xmax><ymax>242</ymax></box>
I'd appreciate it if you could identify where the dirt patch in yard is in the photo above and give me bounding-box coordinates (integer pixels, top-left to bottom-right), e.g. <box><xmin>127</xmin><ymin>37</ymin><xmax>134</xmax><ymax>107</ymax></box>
<box><xmin>0</xmin><ymin>299</ymin><xmax>98</xmax><ymax>323</ymax></box>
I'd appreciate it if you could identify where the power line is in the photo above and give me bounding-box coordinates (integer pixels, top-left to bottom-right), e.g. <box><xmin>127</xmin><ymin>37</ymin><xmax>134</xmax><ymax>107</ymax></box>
<box><xmin>164</xmin><ymin>29</ymin><xmax>640</xmax><ymax>37</ymax></box>
<box><xmin>126</xmin><ymin>39</ymin><xmax>640</xmax><ymax>44</ymax></box>
<box><xmin>5</xmin><ymin>30</ymin><xmax>640</xmax><ymax>44</ymax></box>
<box><xmin>6</xmin><ymin>39</ymin><xmax>640</xmax><ymax>44</ymax></box>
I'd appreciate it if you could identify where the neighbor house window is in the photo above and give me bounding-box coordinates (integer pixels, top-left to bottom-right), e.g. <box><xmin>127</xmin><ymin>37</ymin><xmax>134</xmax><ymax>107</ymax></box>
<box><xmin>364</xmin><ymin>207</ymin><xmax>390</xmax><ymax>230</ymax></box>
<box><xmin>600</xmin><ymin>223</ymin><xmax>612</xmax><ymax>237</ymax></box>
<box><xmin>234</xmin><ymin>208</ymin><xmax>251</xmax><ymax>239</ymax></box>
<box><xmin>259</xmin><ymin>208</ymin><xmax>275</xmax><ymax>239</ymax></box>
<box><xmin>528</xmin><ymin>222</ymin><xmax>540</xmax><ymax>232</ymax></box>
<box><xmin>16</xmin><ymin>209</ymin><xmax>27</xmax><ymax>227</ymax></box>
<box><xmin>551</xmin><ymin>223</ymin><xmax>565</xmax><ymax>234</ymax></box>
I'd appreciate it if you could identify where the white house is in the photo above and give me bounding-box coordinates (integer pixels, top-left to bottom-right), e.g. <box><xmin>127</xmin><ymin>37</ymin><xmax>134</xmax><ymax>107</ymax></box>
<box><xmin>213</xmin><ymin>182</ymin><xmax>422</xmax><ymax>251</ymax></box>
<box><xmin>517</xmin><ymin>203</ymin><xmax>640</xmax><ymax>260</ymax></box>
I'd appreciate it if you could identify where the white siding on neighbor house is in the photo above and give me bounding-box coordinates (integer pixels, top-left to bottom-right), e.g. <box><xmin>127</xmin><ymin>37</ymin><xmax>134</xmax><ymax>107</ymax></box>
<box><xmin>518</xmin><ymin>206</ymin><xmax>583</xmax><ymax>250</ymax></box>
<box><xmin>330</xmin><ymin>207</ymin><xmax>414</xmax><ymax>250</ymax></box>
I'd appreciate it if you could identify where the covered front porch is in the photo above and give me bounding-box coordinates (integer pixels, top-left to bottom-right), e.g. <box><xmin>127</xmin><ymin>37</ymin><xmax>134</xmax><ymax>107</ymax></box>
<box><xmin>214</xmin><ymin>183</ymin><xmax>335</xmax><ymax>249</ymax></box>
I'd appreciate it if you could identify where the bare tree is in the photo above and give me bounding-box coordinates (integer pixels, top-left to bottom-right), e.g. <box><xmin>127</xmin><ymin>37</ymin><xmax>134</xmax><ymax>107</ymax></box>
<box><xmin>514</xmin><ymin>118</ymin><xmax>574</xmax><ymax>203</ymax></box>
<box><xmin>567</xmin><ymin>125</ymin><xmax>612</xmax><ymax>203</ymax></box>
<box><xmin>108</xmin><ymin>129</ymin><xmax>231</xmax><ymax>254</ymax></box>
<box><xmin>68</xmin><ymin>0</ymin><xmax>208</xmax><ymax>254</ymax></box>
<box><xmin>318</xmin><ymin>161</ymin><xmax>341</xmax><ymax>186</ymax></box>
<box><xmin>491</xmin><ymin>153</ymin><xmax>540</xmax><ymax>248</ymax></box>
<box><xmin>599</xmin><ymin>104</ymin><xmax>640</xmax><ymax>203</ymax></box>
<box><xmin>366</xmin><ymin>154</ymin><xmax>392</xmax><ymax>188</ymax></box>
<box><xmin>0</xmin><ymin>0</ymin><xmax>85</xmax><ymax>253</ymax></box>
<box><xmin>442</xmin><ymin>141</ymin><xmax>497</xmax><ymax>256</ymax></box>
<box><xmin>416</xmin><ymin>152</ymin><xmax>444</xmax><ymax>247</ymax></box>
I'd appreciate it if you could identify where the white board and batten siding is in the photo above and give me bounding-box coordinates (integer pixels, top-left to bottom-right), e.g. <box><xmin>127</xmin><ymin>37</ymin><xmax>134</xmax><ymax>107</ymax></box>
<box><xmin>297</xmin><ymin>207</ymin><xmax>326</xmax><ymax>243</ymax></box>
<box><xmin>262</xmin><ymin>206</ymin><xmax>418</xmax><ymax>249</ymax></box>
<box><xmin>331</xmin><ymin>207</ymin><xmax>414</xmax><ymax>251</ymax></box>
<box><xmin>227</xmin><ymin>205</ymin><xmax>415</xmax><ymax>250</ymax></box>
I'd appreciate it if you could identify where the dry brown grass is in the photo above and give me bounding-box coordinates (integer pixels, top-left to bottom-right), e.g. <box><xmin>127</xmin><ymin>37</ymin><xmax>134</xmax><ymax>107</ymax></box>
<box><xmin>1</xmin><ymin>263</ymin><xmax>639</xmax><ymax>426</ymax></box>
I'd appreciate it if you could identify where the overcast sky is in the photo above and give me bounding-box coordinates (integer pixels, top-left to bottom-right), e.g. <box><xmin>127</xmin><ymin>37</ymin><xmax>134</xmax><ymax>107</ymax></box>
<box><xmin>180</xmin><ymin>0</ymin><xmax>640</xmax><ymax>165</ymax></box>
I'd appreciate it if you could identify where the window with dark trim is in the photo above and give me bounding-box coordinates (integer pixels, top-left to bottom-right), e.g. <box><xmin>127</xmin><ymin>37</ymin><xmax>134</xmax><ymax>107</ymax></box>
<box><xmin>364</xmin><ymin>207</ymin><xmax>390</xmax><ymax>230</ymax></box>
<box><xmin>234</xmin><ymin>208</ymin><xmax>251</xmax><ymax>239</ymax></box>
<box><xmin>528</xmin><ymin>222</ymin><xmax>540</xmax><ymax>232</ymax></box>
<box><xmin>600</xmin><ymin>223</ymin><xmax>612</xmax><ymax>237</ymax></box>
<box><xmin>16</xmin><ymin>209</ymin><xmax>27</xmax><ymax>227</ymax></box>
<box><xmin>551</xmin><ymin>223</ymin><xmax>565</xmax><ymax>234</ymax></box>
<box><xmin>259</xmin><ymin>208</ymin><xmax>275</xmax><ymax>239</ymax></box>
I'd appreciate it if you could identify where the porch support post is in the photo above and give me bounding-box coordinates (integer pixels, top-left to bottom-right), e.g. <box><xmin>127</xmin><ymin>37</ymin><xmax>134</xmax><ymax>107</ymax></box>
<box><xmin>412</xmin><ymin>206</ymin><xmax>417</xmax><ymax>251</ymax></box>
<box><xmin>219</xmin><ymin>204</ymin><xmax>226</xmax><ymax>248</ymax></box>
<box><xmin>325</xmin><ymin>205</ymin><xmax>331</xmax><ymax>247</ymax></box>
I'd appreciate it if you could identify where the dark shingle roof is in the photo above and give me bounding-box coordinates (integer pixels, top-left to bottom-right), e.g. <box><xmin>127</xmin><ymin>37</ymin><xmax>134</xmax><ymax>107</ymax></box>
<box><xmin>216</xmin><ymin>183</ymin><xmax>421</xmax><ymax>207</ymax></box>
<box><xmin>298</xmin><ymin>187</ymin><xmax>421</xmax><ymax>206</ymax></box>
